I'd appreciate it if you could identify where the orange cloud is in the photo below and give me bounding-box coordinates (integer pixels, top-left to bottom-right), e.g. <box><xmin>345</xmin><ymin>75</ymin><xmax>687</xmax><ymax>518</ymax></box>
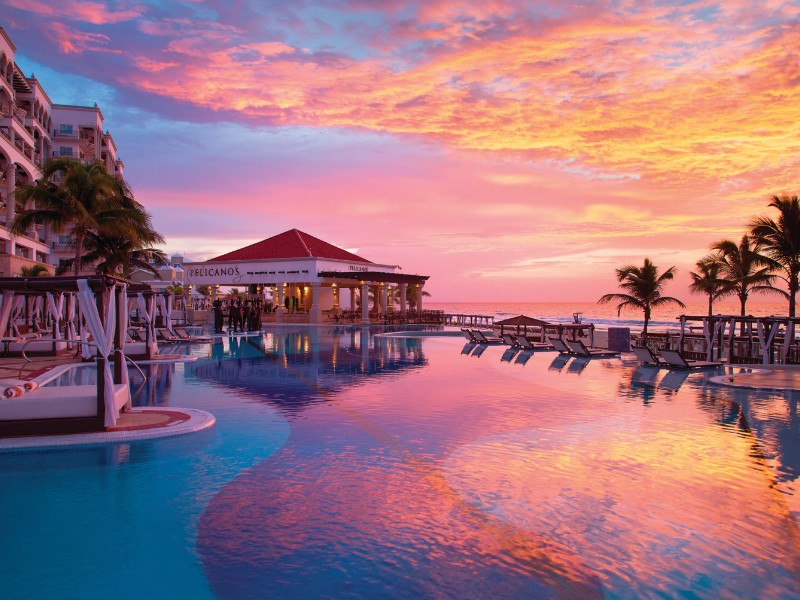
<box><xmin>101</xmin><ymin>4</ymin><xmax>797</xmax><ymax>202</ymax></box>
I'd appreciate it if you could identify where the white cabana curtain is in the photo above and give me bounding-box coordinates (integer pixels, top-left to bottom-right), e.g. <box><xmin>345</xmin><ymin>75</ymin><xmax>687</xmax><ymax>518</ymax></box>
<box><xmin>136</xmin><ymin>293</ymin><xmax>157</xmax><ymax>356</ymax></box>
<box><xmin>10</xmin><ymin>295</ymin><xmax>24</xmax><ymax>334</ymax></box>
<box><xmin>65</xmin><ymin>293</ymin><xmax>78</xmax><ymax>349</ymax></box>
<box><xmin>76</xmin><ymin>279</ymin><xmax>118</xmax><ymax>427</ymax></box>
<box><xmin>117</xmin><ymin>285</ymin><xmax>130</xmax><ymax>409</ymax></box>
<box><xmin>45</xmin><ymin>292</ymin><xmax>64</xmax><ymax>340</ymax></box>
<box><xmin>78</xmin><ymin>301</ymin><xmax>92</xmax><ymax>360</ymax></box>
<box><xmin>156</xmin><ymin>294</ymin><xmax>169</xmax><ymax>331</ymax></box>
<box><xmin>166</xmin><ymin>294</ymin><xmax>173</xmax><ymax>331</ymax></box>
<box><xmin>0</xmin><ymin>291</ymin><xmax>15</xmax><ymax>337</ymax></box>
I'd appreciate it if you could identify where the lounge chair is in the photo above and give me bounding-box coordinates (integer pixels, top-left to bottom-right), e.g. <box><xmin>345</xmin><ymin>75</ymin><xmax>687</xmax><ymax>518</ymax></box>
<box><xmin>659</xmin><ymin>349</ymin><xmax>722</xmax><ymax>369</ymax></box>
<box><xmin>549</xmin><ymin>337</ymin><xmax>572</xmax><ymax>354</ymax></box>
<box><xmin>155</xmin><ymin>328</ymin><xmax>181</xmax><ymax>342</ymax></box>
<box><xmin>471</xmin><ymin>330</ymin><xmax>503</xmax><ymax>344</ymax></box>
<box><xmin>565</xmin><ymin>339</ymin><xmax>620</xmax><ymax>358</ymax></box>
<box><xmin>501</xmin><ymin>334</ymin><xmax>519</xmax><ymax>347</ymax></box>
<box><xmin>515</xmin><ymin>335</ymin><xmax>553</xmax><ymax>351</ymax></box>
<box><xmin>461</xmin><ymin>328</ymin><xmax>478</xmax><ymax>342</ymax></box>
<box><xmin>170</xmin><ymin>327</ymin><xmax>211</xmax><ymax>342</ymax></box>
<box><xmin>632</xmin><ymin>345</ymin><xmax>665</xmax><ymax>366</ymax></box>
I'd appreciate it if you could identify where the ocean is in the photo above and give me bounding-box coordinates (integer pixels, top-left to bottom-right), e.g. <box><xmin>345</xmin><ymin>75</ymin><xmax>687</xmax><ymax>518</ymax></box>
<box><xmin>426</xmin><ymin>300</ymin><xmax>791</xmax><ymax>332</ymax></box>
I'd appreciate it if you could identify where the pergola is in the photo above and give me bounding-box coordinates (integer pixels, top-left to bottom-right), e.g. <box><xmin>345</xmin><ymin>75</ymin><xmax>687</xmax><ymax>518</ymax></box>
<box><xmin>0</xmin><ymin>275</ymin><xmax>152</xmax><ymax>435</ymax></box>
<box><xmin>495</xmin><ymin>315</ymin><xmax>595</xmax><ymax>345</ymax></box>
<box><xmin>677</xmin><ymin>314</ymin><xmax>800</xmax><ymax>364</ymax></box>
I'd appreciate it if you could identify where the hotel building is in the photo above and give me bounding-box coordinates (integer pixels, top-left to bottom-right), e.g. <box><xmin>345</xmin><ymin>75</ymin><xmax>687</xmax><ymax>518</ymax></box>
<box><xmin>0</xmin><ymin>26</ymin><xmax>124</xmax><ymax>276</ymax></box>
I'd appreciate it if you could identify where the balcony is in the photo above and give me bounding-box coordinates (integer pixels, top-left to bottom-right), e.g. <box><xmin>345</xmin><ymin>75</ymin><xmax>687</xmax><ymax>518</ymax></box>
<box><xmin>53</xmin><ymin>128</ymin><xmax>78</xmax><ymax>139</ymax></box>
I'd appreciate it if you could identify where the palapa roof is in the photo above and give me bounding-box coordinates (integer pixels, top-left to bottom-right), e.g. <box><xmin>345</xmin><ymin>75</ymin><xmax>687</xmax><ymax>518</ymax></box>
<box><xmin>495</xmin><ymin>315</ymin><xmax>552</xmax><ymax>327</ymax></box>
<box><xmin>208</xmin><ymin>229</ymin><xmax>372</xmax><ymax>264</ymax></box>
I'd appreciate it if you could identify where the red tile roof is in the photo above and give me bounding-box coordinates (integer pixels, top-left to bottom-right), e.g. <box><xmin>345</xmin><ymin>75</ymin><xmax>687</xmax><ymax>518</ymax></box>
<box><xmin>208</xmin><ymin>229</ymin><xmax>372</xmax><ymax>263</ymax></box>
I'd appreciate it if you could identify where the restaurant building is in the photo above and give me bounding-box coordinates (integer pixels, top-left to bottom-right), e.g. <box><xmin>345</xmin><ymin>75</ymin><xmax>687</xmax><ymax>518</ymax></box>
<box><xmin>183</xmin><ymin>229</ymin><xmax>429</xmax><ymax>324</ymax></box>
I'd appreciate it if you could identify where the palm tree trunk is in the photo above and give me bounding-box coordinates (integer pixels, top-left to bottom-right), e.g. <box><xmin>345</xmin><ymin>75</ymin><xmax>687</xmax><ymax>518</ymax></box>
<box><xmin>73</xmin><ymin>232</ymin><xmax>85</xmax><ymax>277</ymax></box>
<box><xmin>739</xmin><ymin>293</ymin><xmax>746</xmax><ymax>317</ymax></box>
<box><xmin>790</xmin><ymin>270</ymin><xmax>798</xmax><ymax>318</ymax></box>
<box><xmin>707</xmin><ymin>295</ymin><xmax>713</xmax><ymax>316</ymax></box>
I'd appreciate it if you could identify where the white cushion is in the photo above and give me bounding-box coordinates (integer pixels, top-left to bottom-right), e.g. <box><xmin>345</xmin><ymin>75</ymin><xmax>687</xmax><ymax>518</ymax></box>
<box><xmin>0</xmin><ymin>384</ymin><xmax>129</xmax><ymax>421</ymax></box>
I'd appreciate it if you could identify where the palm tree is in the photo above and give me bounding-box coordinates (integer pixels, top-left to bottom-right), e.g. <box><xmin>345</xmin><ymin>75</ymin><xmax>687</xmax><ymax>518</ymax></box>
<box><xmin>710</xmin><ymin>235</ymin><xmax>778</xmax><ymax>316</ymax></box>
<box><xmin>11</xmin><ymin>158</ymin><xmax>161</xmax><ymax>276</ymax></box>
<box><xmin>56</xmin><ymin>232</ymin><xmax>167</xmax><ymax>278</ymax></box>
<box><xmin>598</xmin><ymin>258</ymin><xmax>685</xmax><ymax>336</ymax></box>
<box><xmin>392</xmin><ymin>285</ymin><xmax>431</xmax><ymax>310</ymax></box>
<box><xmin>18</xmin><ymin>264</ymin><xmax>49</xmax><ymax>277</ymax></box>
<box><xmin>196</xmin><ymin>285</ymin><xmax>211</xmax><ymax>300</ymax></box>
<box><xmin>749</xmin><ymin>195</ymin><xmax>800</xmax><ymax>316</ymax></box>
<box><xmin>689</xmin><ymin>255</ymin><xmax>728</xmax><ymax>316</ymax></box>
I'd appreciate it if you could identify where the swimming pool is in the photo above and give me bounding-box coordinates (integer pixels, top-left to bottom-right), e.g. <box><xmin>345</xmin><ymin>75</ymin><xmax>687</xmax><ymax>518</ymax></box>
<box><xmin>2</xmin><ymin>327</ymin><xmax>800</xmax><ymax>599</ymax></box>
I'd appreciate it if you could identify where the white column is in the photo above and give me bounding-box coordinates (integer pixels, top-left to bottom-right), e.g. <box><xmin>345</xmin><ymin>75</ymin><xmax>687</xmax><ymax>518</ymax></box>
<box><xmin>386</xmin><ymin>284</ymin><xmax>394</xmax><ymax>312</ymax></box>
<box><xmin>361</xmin><ymin>282</ymin><xmax>370</xmax><ymax>324</ymax></box>
<box><xmin>350</xmin><ymin>287</ymin><xmax>356</xmax><ymax>311</ymax></box>
<box><xmin>379</xmin><ymin>283</ymin><xmax>387</xmax><ymax>314</ymax></box>
<box><xmin>309</xmin><ymin>282</ymin><xmax>322</xmax><ymax>323</ymax></box>
<box><xmin>276</xmin><ymin>282</ymin><xmax>287</xmax><ymax>314</ymax></box>
<box><xmin>399</xmin><ymin>283</ymin><xmax>407</xmax><ymax>315</ymax></box>
<box><xmin>332</xmin><ymin>285</ymin><xmax>340</xmax><ymax>313</ymax></box>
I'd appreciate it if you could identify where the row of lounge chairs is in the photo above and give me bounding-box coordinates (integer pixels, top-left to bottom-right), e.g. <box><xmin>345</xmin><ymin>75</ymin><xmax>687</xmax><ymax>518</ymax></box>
<box><xmin>461</xmin><ymin>328</ymin><xmax>718</xmax><ymax>370</ymax></box>
<box><xmin>128</xmin><ymin>326</ymin><xmax>210</xmax><ymax>344</ymax></box>
<box><xmin>632</xmin><ymin>346</ymin><xmax>721</xmax><ymax>369</ymax></box>
<box><xmin>461</xmin><ymin>329</ymin><xmax>618</xmax><ymax>358</ymax></box>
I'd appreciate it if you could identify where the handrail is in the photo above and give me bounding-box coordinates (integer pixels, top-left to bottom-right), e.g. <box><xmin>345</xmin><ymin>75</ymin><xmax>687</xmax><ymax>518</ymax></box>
<box><xmin>17</xmin><ymin>338</ymin><xmax>148</xmax><ymax>401</ymax></box>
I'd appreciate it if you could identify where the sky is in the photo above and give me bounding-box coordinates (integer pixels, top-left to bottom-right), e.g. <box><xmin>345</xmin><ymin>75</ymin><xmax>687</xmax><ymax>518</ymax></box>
<box><xmin>2</xmin><ymin>0</ymin><xmax>799</xmax><ymax>302</ymax></box>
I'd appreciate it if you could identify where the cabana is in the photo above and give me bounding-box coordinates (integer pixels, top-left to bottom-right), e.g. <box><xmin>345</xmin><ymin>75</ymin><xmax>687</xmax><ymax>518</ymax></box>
<box><xmin>495</xmin><ymin>315</ymin><xmax>595</xmax><ymax>346</ymax></box>
<box><xmin>677</xmin><ymin>314</ymin><xmax>800</xmax><ymax>364</ymax></box>
<box><xmin>0</xmin><ymin>275</ymin><xmax>144</xmax><ymax>436</ymax></box>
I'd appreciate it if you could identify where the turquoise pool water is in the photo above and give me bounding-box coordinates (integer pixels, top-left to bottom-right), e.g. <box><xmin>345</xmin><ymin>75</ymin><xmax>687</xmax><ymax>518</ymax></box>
<box><xmin>2</xmin><ymin>327</ymin><xmax>800</xmax><ymax>599</ymax></box>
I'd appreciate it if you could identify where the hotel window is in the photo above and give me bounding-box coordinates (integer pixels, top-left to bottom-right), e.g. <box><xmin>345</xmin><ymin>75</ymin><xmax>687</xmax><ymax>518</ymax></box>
<box><xmin>58</xmin><ymin>124</ymin><xmax>73</xmax><ymax>135</ymax></box>
<box><xmin>59</xmin><ymin>147</ymin><xmax>73</xmax><ymax>156</ymax></box>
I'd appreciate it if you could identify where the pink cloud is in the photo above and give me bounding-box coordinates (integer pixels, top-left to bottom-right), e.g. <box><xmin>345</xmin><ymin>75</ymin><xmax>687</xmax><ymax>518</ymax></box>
<box><xmin>4</xmin><ymin>0</ymin><xmax>144</xmax><ymax>25</ymax></box>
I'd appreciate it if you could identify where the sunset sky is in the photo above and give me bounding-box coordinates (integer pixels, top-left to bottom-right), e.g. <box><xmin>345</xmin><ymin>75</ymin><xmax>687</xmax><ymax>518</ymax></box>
<box><xmin>3</xmin><ymin>1</ymin><xmax>799</xmax><ymax>301</ymax></box>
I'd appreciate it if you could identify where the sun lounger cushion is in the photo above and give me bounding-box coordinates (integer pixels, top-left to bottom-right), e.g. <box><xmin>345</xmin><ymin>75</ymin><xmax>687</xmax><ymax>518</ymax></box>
<box><xmin>0</xmin><ymin>383</ymin><xmax>129</xmax><ymax>420</ymax></box>
<box><xmin>7</xmin><ymin>339</ymin><xmax>68</xmax><ymax>354</ymax></box>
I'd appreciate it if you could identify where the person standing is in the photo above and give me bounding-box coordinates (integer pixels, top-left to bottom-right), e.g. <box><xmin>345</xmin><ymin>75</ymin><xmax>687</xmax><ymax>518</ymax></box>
<box><xmin>228</xmin><ymin>299</ymin><xmax>240</xmax><ymax>333</ymax></box>
<box><xmin>212</xmin><ymin>299</ymin><xmax>224</xmax><ymax>333</ymax></box>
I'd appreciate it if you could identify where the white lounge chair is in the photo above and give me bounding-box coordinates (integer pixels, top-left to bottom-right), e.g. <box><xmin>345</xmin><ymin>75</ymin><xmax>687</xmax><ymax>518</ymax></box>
<box><xmin>659</xmin><ymin>349</ymin><xmax>722</xmax><ymax>369</ymax></box>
